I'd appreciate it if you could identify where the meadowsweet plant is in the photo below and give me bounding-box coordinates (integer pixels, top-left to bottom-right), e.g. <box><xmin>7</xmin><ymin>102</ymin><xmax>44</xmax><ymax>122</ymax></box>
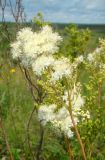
<box><xmin>36</xmin><ymin>54</ymin><xmax>90</xmax><ymax>160</ymax></box>
<box><xmin>10</xmin><ymin>25</ymin><xmax>91</xmax><ymax>160</ymax></box>
<box><xmin>85</xmin><ymin>39</ymin><xmax>105</xmax><ymax>111</ymax></box>
<box><xmin>77</xmin><ymin>39</ymin><xmax>105</xmax><ymax>159</ymax></box>
<box><xmin>11</xmin><ymin>25</ymin><xmax>62</xmax><ymax>67</ymax></box>
<box><xmin>86</xmin><ymin>38</ymin><xmax>105</xmax><ymax>79</ymax></box>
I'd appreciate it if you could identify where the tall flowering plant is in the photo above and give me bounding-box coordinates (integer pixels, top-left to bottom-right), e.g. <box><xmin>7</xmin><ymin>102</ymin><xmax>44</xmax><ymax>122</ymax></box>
<box><xmin>11</xmin><ymin>25</ymin><xmax>92</xmax><ymax>160</ymax></box>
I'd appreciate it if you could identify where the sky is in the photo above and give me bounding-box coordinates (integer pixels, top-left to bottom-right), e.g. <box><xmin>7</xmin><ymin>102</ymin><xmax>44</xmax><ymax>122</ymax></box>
<box><xmin>1</xmin><ymin>0</ymin><xmax>105</xmax><ymax>24</ymax></box>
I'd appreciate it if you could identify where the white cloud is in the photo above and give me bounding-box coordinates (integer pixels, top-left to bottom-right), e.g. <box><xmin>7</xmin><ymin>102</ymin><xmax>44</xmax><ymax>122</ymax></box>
<box><xmin>2</xmin><ymin>0</ymin><xmax>105</xmax><ymax>23</ymax></box>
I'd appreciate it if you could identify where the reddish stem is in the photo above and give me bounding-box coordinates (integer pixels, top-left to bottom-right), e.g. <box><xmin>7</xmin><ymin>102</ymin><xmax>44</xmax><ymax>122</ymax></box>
<box><xmin>98</xmin><ymin>81</ymin><xmax>101</xmax><ymax>110</ymax></box>
<box><xmin>65</xmin><ymin>136</ymin><xmax>74</xmax><ymax>160</ymax></box>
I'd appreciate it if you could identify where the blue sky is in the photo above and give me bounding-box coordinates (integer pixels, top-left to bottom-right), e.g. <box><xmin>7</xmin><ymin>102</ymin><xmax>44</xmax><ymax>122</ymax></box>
<box><xmin>1</xmin><ymin>0</ymin><xmax>105</xmax><ymax>24</ymax></box>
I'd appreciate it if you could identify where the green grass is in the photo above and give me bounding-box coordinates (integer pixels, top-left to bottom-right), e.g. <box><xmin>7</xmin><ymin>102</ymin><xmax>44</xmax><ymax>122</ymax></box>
<box><xmin>86</xmin><ymin>30</ymin><xmax>105</xmax><ymax>52</ymax></box>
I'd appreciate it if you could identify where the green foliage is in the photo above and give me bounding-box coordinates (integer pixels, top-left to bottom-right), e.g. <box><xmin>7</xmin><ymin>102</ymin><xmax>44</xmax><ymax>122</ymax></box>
<box><xmin>0</xmin><ymin>25</ymin><xmax>10</xmax><ymax>58</ymax></box>
<box><xmin>32</xmin><ymin>12</ymin><xmax>50</xmax><ymax>28</ymax></box>
<box><xmin>44</xmin><ymin>138</ymin><xmax>69</xmax><ymax>160</ymax></box>
<box><xmin>1</xmin><ymin>21</ymin><xmax>105</xmax><ymax>160</ymax></box>
<box><xmin>60</xmin><ymin>24</ymin><xmax>91</xmax><ymax>59</ymax></box>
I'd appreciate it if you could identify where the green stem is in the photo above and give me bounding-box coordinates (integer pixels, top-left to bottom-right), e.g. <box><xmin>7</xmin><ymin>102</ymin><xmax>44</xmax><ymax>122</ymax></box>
<box><xmin>67</xmin><ymin>82</ymin><xmax>87</xmax><ymax>160</ymax></box>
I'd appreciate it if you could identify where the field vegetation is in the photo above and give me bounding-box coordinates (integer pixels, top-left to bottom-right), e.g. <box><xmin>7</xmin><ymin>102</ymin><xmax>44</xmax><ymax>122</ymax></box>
<box><xmin>0</xmin><ymin>11</ymin><xmax>105</xmax><ymax>160</ymax></box>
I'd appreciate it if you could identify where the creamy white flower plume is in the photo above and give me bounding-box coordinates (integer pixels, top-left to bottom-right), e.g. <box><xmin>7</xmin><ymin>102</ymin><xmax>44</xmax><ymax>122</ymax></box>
<box><xmin>75</xmin><ymin>55</ymin><xmax>84</xmax><ymax>64</ymax></box>
<box><xmin>38</xmin><ymin>104</ymin><xmax>74</xmax><ymax>138</ymax></box>
<box><xmin>63</xmin><ymin>83</ymin><xmax>85</xmax><ymax>112</ymax></box>
<box><xmin>38</xmin><ymin>104</ymin><xmax>56</xmax><ymax>126</ymax></box>
<box><xmin>38</xmin><ymin>93</ymin><xmax>89</xmax><ymax>139</ymax></box>
<box><xmin>32</xmin><ymin>55</ymin><xmax>54</xmax><ymax>75</ymax></box>
<box><xmin>86</xmin><ymin>41</ymin><xmax>105</xmax><ymax>72</ymax></box>
<box><xmin>11</xmin><ymin>25</ymin><xmax>62</xmax><ymax>67</ymax></box>
<box><xmin>11</xmin><ymin>41</ymin><xmax>22</xmax><ymax>59</ymax></box>
<box><xmin>87</xmin><ymin>53</ymin><xmax>94</xmax><ymax>63</ymax></box>
<box><xmin>51</xmin><ymin>57</ymin><xmax>72</xmax><ymax>82</ymax></box>
<box><xmin>17</xmin><ymin>27</ymin><xmax>34</xmax><ymax>42</ymax></box>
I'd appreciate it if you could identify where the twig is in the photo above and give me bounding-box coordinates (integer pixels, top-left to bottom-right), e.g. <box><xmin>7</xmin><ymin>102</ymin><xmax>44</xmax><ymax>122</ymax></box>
<box><xmin>19</xmin><ymin>64</ymin><xmax>45</xmax><ymax>160</ymax></box>
<box><xmin>36</xmin><ymin>124</ymin><xmax>44</xmax><ymax>160</ymax></box>
<box><xmin>98</xmin><ymin>80</ymin><xmax>101</xmax><ymax>110</ymax></box>
<box><xmin>26</xmin><ymin>105</ymin><xmax>37</xmax><ymax>160</ymax></box>
<box><xmin>0</xmin><ymin>106</ymin><xmax>14</xmax><ymax>160</ymax></box>
<box><xmin>67</xmin><ymin>84</ymin><xmax>87</xmax><ymax>160</ymax></box>
<box><xmin>64</xmin><ymin>136</ymin><xmax>74</xmax><ymax>160</ymax></box>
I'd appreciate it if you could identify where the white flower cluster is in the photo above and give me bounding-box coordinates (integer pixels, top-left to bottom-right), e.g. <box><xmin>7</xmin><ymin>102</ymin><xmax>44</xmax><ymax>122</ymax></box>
<box><xmin>11</xmin><ymin>25</ymin><xmax>90</xmax><ymax>139</ymax></box>
<box><xmin>50</xmin><ymin>55</ymin><xmax>84</xmax><ymax>83</ymax></box>
<box><xmin>87</xmin><ymin>48</ymin><xmax>105</xmax><ymax>71</ymax></box>
<box><xmin>11</xmin><ymin>26</ymin><xmax>85</xmax><ymax>80</ymax></box>
<box><xmin>87</xmin><ymin>53</ymin><xmax>94</xmax><ymax>63</ymax></box>
<box><xmin>87</xmin><ymin>39</ymin><xmax>105</xmax><ymax>71</ymax></box>
<box><xmin>74</xmin><ymin>55</ymin><xmax>84</xmax><ymax>67</ymax></box>
<box><xmin>11</xmin><ymin>25</ymin><xmax>62</xmax><ymax>68</ymax></box>
<box><xmin>32</xmin><ymin>55</ymin><xmax>54</xmax><ymax>75</ymax></box>
<box><xmin>51</xmin><ymin>55</ymin><xmax>84</xmax><ymax>82</ymax></box>
<box><xmin>63</xmin><ymin>86</ymin><xmax>90</xmax><ymax>119</ymax></box>
<box><xmin>63</xmin><ymin>83</ymin><xmax>85</xmax><ymax>111</ymax></box>
<box><xmin>87</xmin><ymin>47</ymin><xmax>101</xmax><ymax>63</ymax></box>
<box><xmin>38</xmin><ymin>83</ymin><xmax>90</xmax><ymax>138</ymax></box>
<box><xmin>51</xmin><ymin>57</ymin><xmax>72</xmax><ymax>82</ymax></box>
<box><xmin>38</xmin><ymin>104</ymin><xmax>74</xmax><ymax>138</ymax></box>
<box><xmin>38</xmin><ymin>104</ymin><xmax>56</xmax><ymax>126</ymax></box>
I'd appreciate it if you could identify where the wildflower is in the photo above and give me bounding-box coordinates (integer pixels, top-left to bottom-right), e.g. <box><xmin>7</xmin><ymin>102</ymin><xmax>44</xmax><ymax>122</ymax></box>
<box><xmin>10</xmin><ymin>68</ymin><xmax>16</xmax><ymax>73</ymax></box>
<box><xmin>11</xmin><ymin>41</ymin><xmax>22</xmax><ymax>59</ymax></box>
<box><xmin>11</xmin><ymin>25</ymin><xmax>62</xmax><ymax>67</ymax></box>
<box><xmin>87</xmin><ymin>53</ymin><xmax>94</xmax><ymax>63</ymax></box>
<box><xmin>63</xmin><ymin>83</ymin><xmax>85</xmax><ymax>110</ymax></box>
<box><xmin>75</xmin><ymin>55</ymin><xmax>84</xmax><ymax>64</ymax></box>
<box><xmin>38</xmin><ymin>94</ymin><xmax>88</xmax><ymax>139</ymax></box>
<box><xmin>38</xmin><ymin>104</ymin><xmax>56</xmax><ymax>125</ymax></box>
<box><xmin>51</xmin><ymin>57</ymin><xmax>72</xmax><ymax>82</ymax></box>
<box><xmin>17</xmin><ymin>27</ymin><xmax>34</xmax><ymax>42</ymax></box>
<box><xmin>32</xmin><ymin>55</ymin><xmax>54</xmax><ymax>75</ymax></box>
<box><xmin>38</xmin><ymin>104</ymin><xmax>74</xmax><ymax>138</ymax></box>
